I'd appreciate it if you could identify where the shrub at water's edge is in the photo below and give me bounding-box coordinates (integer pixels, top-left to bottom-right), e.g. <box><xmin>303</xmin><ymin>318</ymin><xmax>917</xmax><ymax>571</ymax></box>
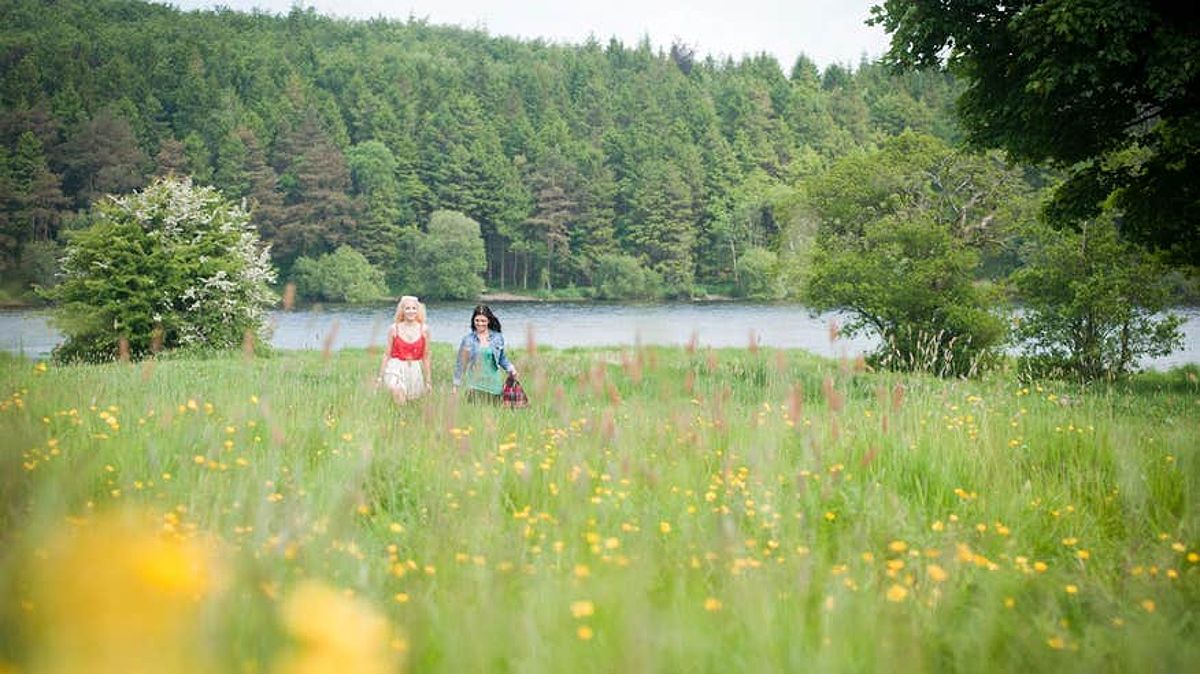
<box><xmin>40</xmin><ymin>176</ymin><xmax>276</xmax><ymax>363</ymax></box>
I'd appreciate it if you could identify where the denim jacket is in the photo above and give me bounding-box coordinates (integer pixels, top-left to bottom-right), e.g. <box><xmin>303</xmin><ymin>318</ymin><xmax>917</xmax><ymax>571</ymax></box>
<box><xmin>453</xmin><ymin>331</ymin><xmax>514</xmax><ymax>387</ymax></box>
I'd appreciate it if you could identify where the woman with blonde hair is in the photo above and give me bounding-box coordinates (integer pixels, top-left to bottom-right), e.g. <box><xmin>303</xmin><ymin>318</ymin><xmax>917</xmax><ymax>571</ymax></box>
<box><xmin>377</xmin><ymin>295</ymin><xmax>431</xmax><ymax>404</ymax></box>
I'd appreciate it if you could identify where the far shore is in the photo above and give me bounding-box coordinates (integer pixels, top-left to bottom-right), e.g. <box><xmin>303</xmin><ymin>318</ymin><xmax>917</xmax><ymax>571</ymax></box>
<box><xmin>476</xmin><ymin>292</ymin><xmax>736</xmax><ymax>303</ymax></box>
<box><xmin>477</xmin><ymin>292</ymin><xmax>544</xmax><ymax>302</ymax></box>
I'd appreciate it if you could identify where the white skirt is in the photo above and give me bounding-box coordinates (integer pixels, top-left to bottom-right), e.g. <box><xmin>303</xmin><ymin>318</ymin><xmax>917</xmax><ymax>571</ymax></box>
<box><xmin>382</xmin><ymin>358</ymin><xmax>426</xmax><ymax>399</ymax></box>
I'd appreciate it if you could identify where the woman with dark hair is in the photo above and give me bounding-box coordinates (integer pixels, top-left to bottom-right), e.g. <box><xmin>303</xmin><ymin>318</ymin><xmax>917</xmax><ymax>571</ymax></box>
<box><xmin>453</xmin><ymin>304</ymin><xmax>518</xmax><ymax>401</ymax></box>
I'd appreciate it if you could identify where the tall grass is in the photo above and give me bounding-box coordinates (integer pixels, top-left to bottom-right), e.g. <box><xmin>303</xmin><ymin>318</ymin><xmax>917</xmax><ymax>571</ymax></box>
<box><xmin>1</xmin><ymin>344</ymin><xmax>1197</xmax><ymax>672</ymax></box>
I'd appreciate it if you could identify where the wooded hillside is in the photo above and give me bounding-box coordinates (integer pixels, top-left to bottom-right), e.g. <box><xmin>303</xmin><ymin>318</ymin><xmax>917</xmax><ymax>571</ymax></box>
<box><xmin>0</xmin><ymin>0</ymin><xmax>961</xmax><ymax>296</ymax></box>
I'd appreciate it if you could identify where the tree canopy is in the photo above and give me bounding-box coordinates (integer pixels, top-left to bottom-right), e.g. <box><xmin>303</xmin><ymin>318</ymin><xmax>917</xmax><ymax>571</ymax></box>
<box><xmin>870</xmin><ymin>0</ymin><xmax>1200</xmax><ymax>264</ymax></box>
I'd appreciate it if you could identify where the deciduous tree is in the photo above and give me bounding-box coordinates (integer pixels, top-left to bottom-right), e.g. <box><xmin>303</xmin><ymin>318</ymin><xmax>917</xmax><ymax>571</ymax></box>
<box><xmin>871</xmin><ymin>0</ymin><xmax>1200</xmax><ymax>263</ymax></box>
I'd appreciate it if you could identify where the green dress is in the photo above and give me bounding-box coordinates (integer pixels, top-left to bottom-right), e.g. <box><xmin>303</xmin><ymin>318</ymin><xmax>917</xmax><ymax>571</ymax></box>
<box><xmin>466</xmin><ymin>345</ymin><xmax>505</xmax><ymax>395</ymax></box>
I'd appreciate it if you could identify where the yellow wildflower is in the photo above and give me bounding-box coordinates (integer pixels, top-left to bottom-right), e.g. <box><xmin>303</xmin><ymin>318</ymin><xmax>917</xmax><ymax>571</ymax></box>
<box><xmin>27</xmin><ymin>509</ymin><xmax>222</xmax><ymax>674</ymax></box>
<box><xmin>886</xmin><ymin>584</ymin><xmax>909</xmax><ymax>602</ymax></box>
<box><xmin>274</xmin><ymin>580</ymin><xmax>396</xmax><ymax>674</ymax></box>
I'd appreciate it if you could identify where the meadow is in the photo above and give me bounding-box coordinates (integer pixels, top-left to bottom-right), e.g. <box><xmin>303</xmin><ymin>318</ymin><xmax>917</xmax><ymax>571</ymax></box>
<box><xmin>0</xmin><ymin>342</ymin><xmax>1197</xmax><ymax>673</ymax></box>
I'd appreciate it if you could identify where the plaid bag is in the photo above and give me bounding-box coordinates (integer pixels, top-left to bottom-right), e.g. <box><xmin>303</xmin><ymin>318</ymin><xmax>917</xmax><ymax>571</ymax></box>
<box><xmin>501</xmin><ymin>375</ymin><xmax>529</xmax><ymax>408</ymax></box>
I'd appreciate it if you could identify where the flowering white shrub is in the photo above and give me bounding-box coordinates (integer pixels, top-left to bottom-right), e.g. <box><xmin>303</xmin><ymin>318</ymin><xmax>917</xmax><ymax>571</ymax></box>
<box><xmin>44</xmin><ymin>176</ymin><xmax>276</xmax><ymax>361</ymax></box>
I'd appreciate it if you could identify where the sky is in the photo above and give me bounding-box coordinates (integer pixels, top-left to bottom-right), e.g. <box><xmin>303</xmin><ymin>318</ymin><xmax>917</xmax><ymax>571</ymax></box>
<box><xmin>164</xmin><ymin>0</ymin><xmax>892</xmax><ymax>71</ymax></box>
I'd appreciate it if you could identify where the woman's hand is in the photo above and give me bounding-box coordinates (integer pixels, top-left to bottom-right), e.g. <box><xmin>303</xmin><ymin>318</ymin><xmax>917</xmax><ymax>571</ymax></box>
<box><xmin>509</xmin><ymin>367</ymin><xmax>519</xmax><ymax>379</ymax></box>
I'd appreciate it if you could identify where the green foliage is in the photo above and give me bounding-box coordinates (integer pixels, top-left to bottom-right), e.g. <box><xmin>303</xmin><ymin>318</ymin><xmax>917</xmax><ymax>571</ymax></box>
<box><xmin>804</xmin><ymin>132</ymin><xmax>1020</xmax><ymax>376</ymax></box>
<box><xmin>271</xmin><ymin>110</ymin><xmax>358</xmax><ymax>267</ymax></box>
<box><xmin>808</xmin><ymin>217</ymin><xmax>1006</xmax><ymax>376</ymax></box>
<box><xmin>592</xmin><ymin>253</ymin><xmax>663</xmax><ymax>300</ymax></box>
<box><xmin>414</xmin><ymin>210</ymin><xmax>486</xmax><ymax>300</ymax></box>
<box><xmin>872</xmin><ymin>0</ymin><xmax>1200</xmax><ymax>264</ymax></box>
<box><xmin>734</xmin><ymin>247</ymin><xmax>782</xmax><ymax>300</ymax></box>
<box><xmin>346</xmin><ymin>140</ymin><xmax>409</xmax><ymax>267</ymax></box>
<box><xmin>290</xmin><ymin>245</ymin><xmax>388</xmax><ymax>304</ymax></box>
<box><xmin>40</xmin><ymin>177</ymin><xmax>276</xmax><ymax>362</ymax></box>
<box><xmin>1012</xmin><ymin>214</ymin><xmax>1183</xmax><ymax>380</ymax></box>
<box><xmin>18</xmin><ymin>239</ymin><xmax>60</xmax><ymax>290</ymax></box>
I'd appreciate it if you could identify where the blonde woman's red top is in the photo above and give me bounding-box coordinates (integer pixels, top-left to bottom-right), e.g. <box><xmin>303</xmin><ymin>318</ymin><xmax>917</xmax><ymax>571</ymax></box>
<box><xmin>390</xmin><ymin>333</ymin><xmax>426</xmax><ymax>360</ymax></box>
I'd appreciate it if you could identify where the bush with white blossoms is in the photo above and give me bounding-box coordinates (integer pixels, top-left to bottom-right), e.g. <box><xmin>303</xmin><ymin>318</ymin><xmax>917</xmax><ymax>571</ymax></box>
<box><xmin>44</xmin><ymin>176</ymin><xmax>276</xmax><ymax>362</ymax></box>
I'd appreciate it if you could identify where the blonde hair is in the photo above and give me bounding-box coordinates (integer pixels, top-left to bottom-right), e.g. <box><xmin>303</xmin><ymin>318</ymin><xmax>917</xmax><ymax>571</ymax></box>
<box><xmin>394</xmin><ymin>295</ymin><xmax>426</xmax><ymax>324</ymax></box>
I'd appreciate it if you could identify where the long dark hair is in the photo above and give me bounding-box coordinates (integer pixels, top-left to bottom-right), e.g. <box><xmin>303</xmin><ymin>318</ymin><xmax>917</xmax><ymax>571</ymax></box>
<box><xmin>470</xmin><ymin>304</ymin><xmax>502</xmax><ymax>333</ymax></box>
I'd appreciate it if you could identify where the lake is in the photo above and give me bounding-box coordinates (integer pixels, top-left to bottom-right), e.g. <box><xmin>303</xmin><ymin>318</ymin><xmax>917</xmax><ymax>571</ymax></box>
<box><xmin>4</xmin><ymin>302</ymin><xmax>1199</xmax><ymax>370</ymax></box>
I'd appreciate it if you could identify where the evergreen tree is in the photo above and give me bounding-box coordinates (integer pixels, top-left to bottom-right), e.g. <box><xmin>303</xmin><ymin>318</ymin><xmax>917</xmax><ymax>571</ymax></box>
<box><xmin>182</xmin><ymin>130</ymin><xmax>213</xmax><ymax>185</ymax></box>
<box><xmin>60</xmin><ymin>108</ymin><xmax>148</xmax><ymax>207</ymax></box>
<box><xmin>346</xmin><ymin>140</ymin><xmax>406</xmax><ymax>268</ymax></box>
<box><xmin>626</xmin><ymin>160</ymin><xmax>696</xmax><ymax>296</ymax></box>
<box><xmin>154</xmin><ymin>137</ymin><xmax>189</xmax><ymax>177</ymax></box>
<box><xmin>212</xmin><ymin>129</ymin><xmax>250</xmax><ymax>198</ymax></box>
<box><xmin>11</xmin><ymin>131</ymin><xmax>68</xmax><ymax>243</ymax></box>
<box><xmin>272</xmin><ymin>109</ymin><xmax>358</xmax><ymax>267</ymax></box>
<box><xmin>0</xmin><ymin>145</ymin><xmax>17</xmax><ymax>272</ymax></box>
<box><xmin>524</xmin><ymin>150</ymin><xmax>578</xmax><ymax>290</ymax></box>
<box><xmin>566</xmin><ymin>146</ymin><xmax>617</xmax><ymax>285</ymax></box>
<box><xmin>237</xmin><ymin>127</ymin><xmax>284</xmax><ymax>242</ymax></box>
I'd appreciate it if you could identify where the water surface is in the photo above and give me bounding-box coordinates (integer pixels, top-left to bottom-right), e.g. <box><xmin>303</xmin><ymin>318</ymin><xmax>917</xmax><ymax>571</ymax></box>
<box><xmin>5</xmin><ymin>303</ymin><xmax>1198</xmax><ymax>370</ymax></box>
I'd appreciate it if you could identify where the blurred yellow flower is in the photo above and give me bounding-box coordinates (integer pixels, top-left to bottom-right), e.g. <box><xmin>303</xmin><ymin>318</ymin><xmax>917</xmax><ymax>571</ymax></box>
<box><xmin>927</xmin><ymin>564</ymin><xmax>948</xmax><ymax>583</ymax></box>
<box><xmin>26</xmin><ymin>509</ymin><xmax>223</xmax><ymax>674</ymax></box>
<box><xmin>570</xmin><ymin>600</ymin><xmax>595</xmax><ymax>618</ymax></box>
<box><xmin>576</xmin><ymin>626</ymin><xmax>594</xmax><ymax>641</ymax></box>
<box><xmin>886</xmin><ymin>585</ymin><xmax>908</xmax><ymax>602</ymax></box>
<box><xmin>704</xmin><ymin>597</ymin><xmax>722</xmax><ymax>612</ymax></box>
<box><xmin>274</xmin><ymin>580</ymin><xmax>396</xmax><ymax>674</ymax></box>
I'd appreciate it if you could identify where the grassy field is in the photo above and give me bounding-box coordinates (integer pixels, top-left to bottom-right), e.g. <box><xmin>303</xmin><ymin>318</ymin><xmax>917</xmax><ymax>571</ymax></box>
<box><xmin>0</xmin><ymin>343</ymin><xmax>1197</xmax><ymax>673</ymax></box>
